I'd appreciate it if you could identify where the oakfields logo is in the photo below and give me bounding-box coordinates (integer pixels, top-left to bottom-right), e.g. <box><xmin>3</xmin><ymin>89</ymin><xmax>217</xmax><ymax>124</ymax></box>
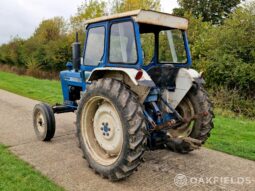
<box><xmin>174</xmin><ymin>174</ymin><xmax>253</xmax><ymax>187</ymax></box>
<box><xmin>174</xmin><ymin>174</ymin><xmax>188</xmax><ymax>187</ymax></box>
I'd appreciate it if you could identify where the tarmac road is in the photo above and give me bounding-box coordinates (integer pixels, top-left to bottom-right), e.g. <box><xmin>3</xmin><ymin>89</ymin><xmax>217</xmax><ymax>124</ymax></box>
<box><xmin>0</xmin><ymin>89</ymin><xmax>254</xmax><ymax>191</ymax></box>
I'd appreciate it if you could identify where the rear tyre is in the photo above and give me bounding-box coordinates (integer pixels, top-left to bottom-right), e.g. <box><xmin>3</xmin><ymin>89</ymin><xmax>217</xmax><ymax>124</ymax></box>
<box><xmin>76</xmin><ymin>78</ymin><xmax>146</xmax><ymax>181</ymax></box>
<box><xmin>33</xmin><ymin>103</ymin><xmax>56</xmax><ymax>141</ymax></box>
<box><xmin>166</xmin><ymin>83</ymin><xmax>214</xmax><ymax>153</ymax></box>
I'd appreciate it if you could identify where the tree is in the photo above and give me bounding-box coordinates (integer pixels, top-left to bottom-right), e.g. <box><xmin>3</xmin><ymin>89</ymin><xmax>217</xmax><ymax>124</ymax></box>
<box><xmin>112</xmin><ymin>0</ymin><xmax>160</xmax><ymax>13</ymax></box>
<box><xmin>70</xmin><ymin>0</ymin><xmax>106</xmax><ymax>32</ymax></box>
<box><xmin>34</xmin><ymin>17</ymin><xmax>67</xmax><ymax>42</ymax></box>
<box><xmin>0</xmin><ymin>37</ymin><xmax>24</xmax><ymax>66</ymax></box>
<box><xmin>19</xmin><ymin>17</ymin><xmax>70</xmax><ymax>71</ymax></box>
<box><xmin>189</xmin><ymin>2</ymin><xmax>255</xmax><ymax>95</ymax></box>
<box><xmin>174</xmin><ymin>0</ymin><xmax>243</xmax><ymax>24</ymax></box>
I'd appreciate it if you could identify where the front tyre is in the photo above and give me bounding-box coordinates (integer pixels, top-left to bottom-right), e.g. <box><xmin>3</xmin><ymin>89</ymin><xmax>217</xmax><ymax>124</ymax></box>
<box><xmin>76</xmin><ymin>78</ymin><xmax>146</xmax><ymax>181</ymax></box>
<box><xmin>33</xmin><ymin>103</ymin><xmax>56</xmax><ymax>141</ymax></box>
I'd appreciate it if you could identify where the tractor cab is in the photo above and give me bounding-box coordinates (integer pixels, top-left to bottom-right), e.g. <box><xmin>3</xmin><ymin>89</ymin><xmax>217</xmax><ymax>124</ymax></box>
<box><xmin>59</xmin><ymin>10</ymin><xmax>192</xmax><ymax>107</ymax></box>
<box><xmin>82</xmin><ymin>10</ymin><xmax>191</xmax><ymax>69</ymax></box>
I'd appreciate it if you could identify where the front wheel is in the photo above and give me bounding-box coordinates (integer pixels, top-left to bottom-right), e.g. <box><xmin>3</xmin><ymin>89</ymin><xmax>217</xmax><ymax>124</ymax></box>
<box><xmin>33</xmin><ymin>103</ymin><xmax>55</xmax><ymax>141</ymax></box>
<box><xmin>76</xmin><ymin>78</ymin><xmax>146</xmax><ymax>181</ymax></box>
<box><xmin>166</xmin><ymin>84</ymin><xmax>214</xmax><ymax>153</ymax></box>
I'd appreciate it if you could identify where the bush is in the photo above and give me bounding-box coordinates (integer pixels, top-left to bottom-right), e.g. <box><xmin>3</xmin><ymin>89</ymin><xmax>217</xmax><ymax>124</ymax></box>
<box><xmin>0</xmin><ymin>64</ymin><xmax>26</xmax><ymax>75</ymax></box>
<box><xmin>185</xmin><ymin>3</ymin><xmax>255</xmax><ymax>117</ymax></box>
<box><xmin>25</xmin><ymin>57</ymin><xmax>42</xmax><ymax>77</ymax></box>
<box><xmin>210</xmin><ymin>88</ymin><xmax>255</xmax><ymax>119</ymax></box>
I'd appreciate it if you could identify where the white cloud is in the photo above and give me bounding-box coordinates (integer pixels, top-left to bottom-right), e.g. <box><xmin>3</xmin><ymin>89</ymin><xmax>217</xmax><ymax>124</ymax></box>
<box><xmin>0</xmin><ymin>0</ymin><xmax>84</xmax><ymax>44</ymax></box>
<box><xmin>161</xmin><ymin>0</ymin><xmax>179</xmax><ymax>13</ymax></box>
<box><xmin>0</xmin><ymin>0</ymin><xmax>180</xmax><ymax>45</ymax></box>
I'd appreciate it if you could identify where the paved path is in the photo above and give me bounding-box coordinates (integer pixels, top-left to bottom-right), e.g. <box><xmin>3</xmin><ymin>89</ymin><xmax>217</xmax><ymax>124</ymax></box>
<box><xmin>0</xmin><ymin>89</ymin><xmax>254</xmax><ymax>191</ymax></box>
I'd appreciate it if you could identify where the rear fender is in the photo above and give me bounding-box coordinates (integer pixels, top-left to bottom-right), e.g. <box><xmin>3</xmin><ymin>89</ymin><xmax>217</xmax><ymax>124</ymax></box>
<box><xmin>162</xmin><ymin>68</ymin><xmax>202</xmax><ymax>111</ymax></box>
<box><xmin>86</xmin><ymin>68</ymin><xmax>155</xmax><ymax>103</ymax></box>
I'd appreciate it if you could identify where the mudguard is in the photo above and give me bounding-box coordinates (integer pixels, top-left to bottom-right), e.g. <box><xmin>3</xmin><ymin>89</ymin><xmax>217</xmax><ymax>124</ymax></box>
<box><xmin>86</xmin><ymin>68</ymin><xmax>155</xmax><ymax>103</ymax></box>
<box><xmin>162</xmin><ymin>68</ymin><xmax>202</xmax><ymax>110</ymax></box>
<box><xmin>87</xmin><ymin>68</ymin><xmax>155</xmax><ymax>86</ymax></box>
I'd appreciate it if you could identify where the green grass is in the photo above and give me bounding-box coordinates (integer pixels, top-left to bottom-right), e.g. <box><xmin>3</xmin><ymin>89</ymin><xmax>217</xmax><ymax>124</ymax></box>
<box><xmin>205</xmin><ymin>116</ymin><xmax>255</xmax><ymax>161</ymax></box>
<box><xmin>0</xmin><ymin>71</ymin><xmax>254</xmax><ymax>161</ymax></box>
<box><xmin>0</xmin><ymin>71</ymin><xmax>62</xmax><ymax>105</ymax></box>
<box><xmin>0</xmin><ymin>145</ymin><xmax>64</xmax><ymax>191</ymax></box>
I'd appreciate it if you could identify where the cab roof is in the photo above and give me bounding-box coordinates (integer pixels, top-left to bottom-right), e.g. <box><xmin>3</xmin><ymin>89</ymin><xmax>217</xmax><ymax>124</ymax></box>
<box><xmin>84</xmin><ymin>9</ymin><xmax>189</xmax><ymax>30</ymax></box>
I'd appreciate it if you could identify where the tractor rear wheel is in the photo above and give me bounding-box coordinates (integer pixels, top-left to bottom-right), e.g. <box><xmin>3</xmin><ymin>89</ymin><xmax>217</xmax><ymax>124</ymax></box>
<box><xmin>166</xmin><ymin>84</ymin><xmax>214</xmax><ymax>153</ymax></box>
<box><xmin>33</xmin><ymin>103</ymin><xmax>56</xmax><ymax>141</ymax></box>
<box><xmin>76</xmin><ymin>78</ymin><xmax>146</xmax><ymax>181</ymax></box>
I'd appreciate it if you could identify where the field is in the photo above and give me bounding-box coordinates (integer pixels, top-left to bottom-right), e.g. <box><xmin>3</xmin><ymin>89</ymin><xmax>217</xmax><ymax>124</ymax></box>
<box><xmin>0</xmin><ymin>71</ymin><xmax>255</xmax><ymax>161</ymax></box>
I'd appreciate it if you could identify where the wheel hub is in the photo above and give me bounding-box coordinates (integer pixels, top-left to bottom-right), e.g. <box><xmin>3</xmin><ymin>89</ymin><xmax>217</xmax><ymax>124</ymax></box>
<box><xmin>100</xmin><ymin>122</ymin><xmax>113</xmax><ymax>139</ymax></box>
<box><xmin>36</xmin><ymin>112</ymin><xmax>45</xmax><ymax>133</ymax></box>
<box><xmin>93</xmin><ymin>102</ymin><xmax>123</xmax><ymax>155</ymax></box>
<box><xmin>168</xmin><ymin>97</ymin><xmax>195</xmax><ymax>138</ymax></box>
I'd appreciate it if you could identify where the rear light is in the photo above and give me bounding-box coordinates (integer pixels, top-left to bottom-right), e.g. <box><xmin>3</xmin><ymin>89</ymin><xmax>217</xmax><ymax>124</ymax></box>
<box><xmin>135</xmin><ymin>70</ymin><xmax>143</xmax><ymax>80</ymax></box>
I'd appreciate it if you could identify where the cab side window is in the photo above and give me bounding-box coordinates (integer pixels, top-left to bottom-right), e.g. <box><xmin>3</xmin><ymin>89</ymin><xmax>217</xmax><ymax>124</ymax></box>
<box><xmin>109</xmin><ymin>21</ymin><xmax>137</xmax><ymax>64</ymax></box>
<box><xmin>84</xmin><ymin>26</ymin><xmax>105</xmax><ymax>66</ymax></box>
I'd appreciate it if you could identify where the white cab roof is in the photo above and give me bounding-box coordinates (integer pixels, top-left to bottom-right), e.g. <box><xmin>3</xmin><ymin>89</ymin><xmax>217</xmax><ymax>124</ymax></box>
<box><xmin>84</xmin><ymin>10</ymin><xmax>189</xmax><ymax>30</ymax></box>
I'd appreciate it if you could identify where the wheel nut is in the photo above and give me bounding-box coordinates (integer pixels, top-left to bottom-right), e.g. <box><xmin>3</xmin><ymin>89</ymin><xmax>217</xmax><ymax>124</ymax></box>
<box><xmin>101</xmin><ymin>127</ymin><xmax>103</xmax><ymax>131</ymax></box>
<box><xmin>103</xmin><ymin>133</ymin><xmax>105</xmax><ymax>136</ymax></box>
<box><xmin>107</xmin><ymin>133</ymin><xmax>109</xmax><ymax>136</ymax></box>
<box><xmin>108</xmin><ymin>128</ymin><xmax>111</xmax><ymax>131</ymax></box>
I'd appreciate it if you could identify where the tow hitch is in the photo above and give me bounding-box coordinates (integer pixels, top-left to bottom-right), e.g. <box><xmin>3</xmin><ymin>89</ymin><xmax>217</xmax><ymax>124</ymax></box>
<box><xmin>143</xmin><ymin>97</ymin><xmax>208</xmax><ymax>150</ymax></box>
<box><xmin>145</xmin><ymin>111</ymin><xmax>209</xmax><ymax>132</ymax></box>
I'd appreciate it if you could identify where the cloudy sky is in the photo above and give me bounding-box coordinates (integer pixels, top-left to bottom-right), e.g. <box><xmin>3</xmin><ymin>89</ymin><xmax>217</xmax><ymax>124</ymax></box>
<box><xmin>0</xmin><ymin>0</ymin><xmax>178</xmax><ymax>45</ymax></box>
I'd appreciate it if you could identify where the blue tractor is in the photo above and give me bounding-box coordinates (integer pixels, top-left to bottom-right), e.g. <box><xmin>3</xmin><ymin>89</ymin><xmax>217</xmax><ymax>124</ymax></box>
<box><xmin>33</xmin><ymin>10</ymin><xmax>214</xmax><ymax>181</ymax></box>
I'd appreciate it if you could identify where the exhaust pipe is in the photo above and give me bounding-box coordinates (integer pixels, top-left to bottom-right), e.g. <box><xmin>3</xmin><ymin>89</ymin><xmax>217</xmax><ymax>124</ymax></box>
<box><xmin>72</xmin><ymin>32</ymin><xmax>81</xmax><ymax>72</ymax></box>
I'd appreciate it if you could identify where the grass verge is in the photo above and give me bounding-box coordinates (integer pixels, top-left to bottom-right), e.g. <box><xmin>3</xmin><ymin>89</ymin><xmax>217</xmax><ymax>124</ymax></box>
<box><xmin>0</xmin><ymin>145</ymin><xmax>64</xmax><ymax>191</ymax></box>
<box><xmin>0</xmin><ymin>71</ymin><xmax>61</xmax><ymax>104</ymax></box>
<box><xmin>205</xmin><ymin>116</ymin><xmax>255</xmax><ymax>161</ymax></box>
<box><xmin>0</xmin><ymin>71</ymin><xmax>254</xmax><ymax>161</ymax></box>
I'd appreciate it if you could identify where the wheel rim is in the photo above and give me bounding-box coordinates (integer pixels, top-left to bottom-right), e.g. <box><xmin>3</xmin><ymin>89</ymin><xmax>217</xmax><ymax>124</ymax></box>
<box><xmin>168</xmin><ymin>97</ymin><xmax>195</xmax><ymax>138</ymax></box>
<box><xmin>81</xmin><ymin>96</ymin><xmax>123</xmax><ymax>166</ymax></box>
<box><xmin>35</xmin><ymin>111</ymin><xmax>45</xmax><ymax>133</ymax></box>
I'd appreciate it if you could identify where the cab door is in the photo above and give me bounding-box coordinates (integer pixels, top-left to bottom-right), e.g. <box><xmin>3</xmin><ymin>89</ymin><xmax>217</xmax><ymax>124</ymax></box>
<box><xmin>81</xmin><ymin>22</ymin><xmax>107</xmax><ymax>79</ymax></box>
<box><xmin>106</xmin><ymin>19</ymin><xmax>142</xmax><ymax>69</ymax></box>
